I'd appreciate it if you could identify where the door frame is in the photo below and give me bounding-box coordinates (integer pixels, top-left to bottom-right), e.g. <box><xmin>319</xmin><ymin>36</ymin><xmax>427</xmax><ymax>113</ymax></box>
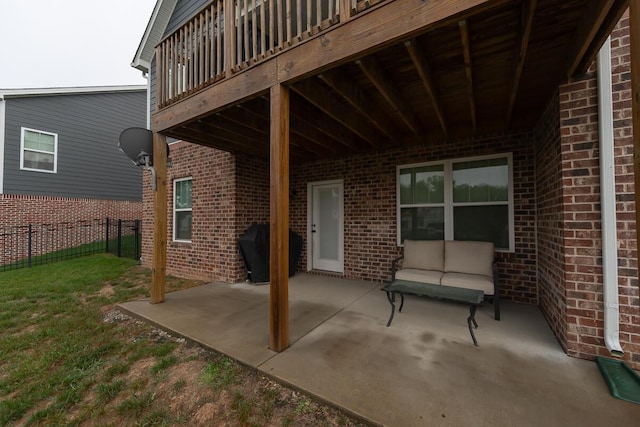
<box><xmin>307</xmin><ymin>179</ymin><xmax>344</xmax><ymax>273</ymax></box>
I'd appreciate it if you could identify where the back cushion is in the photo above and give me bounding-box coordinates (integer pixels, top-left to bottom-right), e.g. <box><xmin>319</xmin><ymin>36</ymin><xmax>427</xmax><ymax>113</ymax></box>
<box><xmin>444</xmin><ymin>240</ymin><xmax>494</xmax><ymax>276</ymax></box>
<box><xmin>402</xmin><ymin>240</ymin><xmax>444</xmax><ymax>271</ymax></box>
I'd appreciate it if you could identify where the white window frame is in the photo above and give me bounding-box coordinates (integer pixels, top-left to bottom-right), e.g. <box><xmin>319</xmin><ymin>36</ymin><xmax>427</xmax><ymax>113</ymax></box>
<box><xmin>173</xmin><ymin>177</ymin><xmax>193</xmax><ymax>242</ymax></box>
<box><xmin>20</xmin><ymin>127</ymin><xmax>58</xmax><ymax>173</ymax></box>
<box><xmin>397</xmin><ymin>153</ymin><xmax>514</xmax><ymax>252</ymax></box>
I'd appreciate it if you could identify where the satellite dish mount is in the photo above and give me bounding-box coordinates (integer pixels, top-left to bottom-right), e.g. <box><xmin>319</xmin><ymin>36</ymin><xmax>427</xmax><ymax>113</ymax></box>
<box><xmin>118</xmin><ymin>128</ymin><xmax>170</xmax><ymax>191</ymax></box>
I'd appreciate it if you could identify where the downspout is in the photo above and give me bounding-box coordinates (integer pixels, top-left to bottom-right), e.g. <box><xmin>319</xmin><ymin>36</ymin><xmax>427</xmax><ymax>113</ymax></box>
<box><xmin>597</xmin><ymin>36</ymin><xmax>624</xmax><ymax>356</ymax></box>
<box><xmin>0</xmin><ymin>95</ymin><xmax>5</xmax><ymax>194</ymax></box>
<box><xmin>144</xmin><ymin>72</ymin><xmax>151</xmax><ymax>130</ymax></box>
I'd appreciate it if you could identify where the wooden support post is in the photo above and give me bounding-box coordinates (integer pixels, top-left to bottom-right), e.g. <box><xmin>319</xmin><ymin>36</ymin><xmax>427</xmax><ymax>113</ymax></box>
<box><xmin>632</xmin><ymin>1</ymin><xmax>640</xmax><ymax>256</ymax></box>
<box><xmin>269</xmin><ymin>84</ymin><xmax>290</xmax><ymax>352</ymax></box>
<box><xmin>151</xmin><ymin>133</ymin><xmax>168</xmax><ymax>304</ymax></box>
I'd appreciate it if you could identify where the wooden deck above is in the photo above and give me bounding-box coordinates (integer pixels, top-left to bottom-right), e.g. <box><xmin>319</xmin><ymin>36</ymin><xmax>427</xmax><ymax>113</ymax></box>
<box><xmin>152</xmin><ymin>0</ymin><xmax>629</xmax><ymax>161</ymax></box>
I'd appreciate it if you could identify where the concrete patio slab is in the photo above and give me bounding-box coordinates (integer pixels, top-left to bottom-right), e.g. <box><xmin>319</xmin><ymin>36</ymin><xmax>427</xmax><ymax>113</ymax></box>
<box><xmin>119</xmin><ymin>274</ymin><xmax>640</xmax><ymax>426</ymax></box>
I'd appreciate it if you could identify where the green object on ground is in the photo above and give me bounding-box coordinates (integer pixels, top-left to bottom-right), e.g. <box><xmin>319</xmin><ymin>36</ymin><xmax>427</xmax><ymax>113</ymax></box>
<box><xmin>596</xmin><ymin>356</ymin><xmax>640</xmax><ymax>405</ymax></box>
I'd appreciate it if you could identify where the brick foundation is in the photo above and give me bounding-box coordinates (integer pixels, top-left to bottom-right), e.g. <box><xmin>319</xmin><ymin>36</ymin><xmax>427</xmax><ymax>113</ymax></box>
<box><xmin>0</xmin><ymin>194</ymin><xmax>141</xmax><ymax>226</ymax></box>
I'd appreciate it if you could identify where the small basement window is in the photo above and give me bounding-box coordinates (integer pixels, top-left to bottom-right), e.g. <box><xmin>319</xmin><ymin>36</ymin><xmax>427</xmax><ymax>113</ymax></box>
<box><xmin>173</xmin><ymin>177</ymin><xmax>193</xmax><ymax>242</ymax></box>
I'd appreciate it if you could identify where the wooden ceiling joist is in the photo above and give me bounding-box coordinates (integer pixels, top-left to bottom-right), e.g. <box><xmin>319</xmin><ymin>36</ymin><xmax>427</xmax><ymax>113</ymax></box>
<box><xmin>171</xmin><ymin>122</ymin><xmax>268</xmax><ymax>158</ymax></box>
<box><xmin>290</xmin><ymin>79</ymin><xmax>385</xmax><ymax>149</ymax></box>
<box><xmin>356</xmin><ymin>56</ymin><xmax>424</xmax><ymax>137</ymax></box>
<box><xmin>220</xmin><ymin>105</ymin><xmax>270</xmax><ymax>136</ymax></box>
<box><xmin>505</xmin><ymin>0</ymin><xmax>537</xmax><ymax>126</ymax></box>
<box><xmin>246</xmin><ymin>95</ymin><xmax>362</xmax><ymax>155</ymax></box>
<box><xmin>458</xmin><ymin>19</ymin><xmax>477</xmax><ymax>133</ymax></box>
<box><xmin>404</xmin><ymin>38</ymin><xmax>449</xmax><ymax>140</ymax></box>
<box><xmin>318</xmin><ymin>70</ymin><xmax>400</xmax><ymax>144</ymax></box>
<box><xmin>290</xmin><ymin>115</ymin><xmax>346</xmax><ymax>157</ymax></box>
<box><xmin>566</xmin><ymin>0</ymin><xmax>616</xmax><ymax>77</ymax></box>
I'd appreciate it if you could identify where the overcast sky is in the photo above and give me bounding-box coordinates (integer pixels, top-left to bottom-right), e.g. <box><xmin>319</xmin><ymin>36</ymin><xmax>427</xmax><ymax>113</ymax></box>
<box><xmin>0</xmin><ymin>0</ymin><xmax>157</xmax><ymax>89</ymax></box>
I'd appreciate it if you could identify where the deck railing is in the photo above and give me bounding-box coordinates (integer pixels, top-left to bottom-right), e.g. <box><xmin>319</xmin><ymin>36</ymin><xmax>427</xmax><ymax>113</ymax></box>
<box><xmin>156</xmin><ymin>0</ymin><xmax>390</xmax><ymax>109</ymax></box>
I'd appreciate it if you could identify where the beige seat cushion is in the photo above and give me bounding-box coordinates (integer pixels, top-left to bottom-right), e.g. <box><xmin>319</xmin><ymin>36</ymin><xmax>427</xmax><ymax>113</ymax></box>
<box><xmin>402</xmin><ymin>240</ymin><xmax>444</xmax><ymax>271</ymax></box>
<box><xmin>395</xmin><ymin>269</ymin><xmax>443</xmax><ymax>285</ymax></box>
<box><xmin>440</xmin><ymin>272</ymin><xmax>494</xmax><ymax>295</ymax></box>
<box><xmin>444</xmin><ymin>240</ymin><xmax>494</xmax><ymax>277</ymax></box>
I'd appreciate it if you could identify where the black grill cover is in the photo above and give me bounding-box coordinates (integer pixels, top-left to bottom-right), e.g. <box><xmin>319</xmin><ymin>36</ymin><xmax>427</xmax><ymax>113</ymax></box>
<box><xmin>238</xmin><ymin>224</ymin><xmax>302</xmax><ymax>283</ymax></box>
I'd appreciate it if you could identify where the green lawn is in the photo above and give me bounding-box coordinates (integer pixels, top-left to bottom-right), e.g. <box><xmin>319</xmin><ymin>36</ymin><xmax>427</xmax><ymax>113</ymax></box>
<box><xmin>0</xmin><ymin>255</ymin><xmax>366</xmax><ymax>426</ymax></box>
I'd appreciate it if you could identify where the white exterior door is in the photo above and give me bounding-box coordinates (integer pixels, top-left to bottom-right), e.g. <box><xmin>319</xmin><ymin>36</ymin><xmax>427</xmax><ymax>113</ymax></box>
<box><xmin>308</xmin><ymin>180</ymin><xmax>343</xmax><ymax>273</ymax></box>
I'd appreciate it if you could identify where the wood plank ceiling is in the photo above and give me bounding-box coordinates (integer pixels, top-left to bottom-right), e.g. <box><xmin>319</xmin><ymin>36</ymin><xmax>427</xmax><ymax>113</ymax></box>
<box><xmin>164</xmin><ymin>0</ymin><xmax>629</xmax><ymax>162</ymax></box>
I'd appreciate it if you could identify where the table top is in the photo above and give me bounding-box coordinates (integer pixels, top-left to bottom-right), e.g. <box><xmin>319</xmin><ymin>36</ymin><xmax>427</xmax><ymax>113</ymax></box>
<box><xmin>385</xmin><ymin>280</ymin><xmax>484</xmax><ymax>304</ymax></box>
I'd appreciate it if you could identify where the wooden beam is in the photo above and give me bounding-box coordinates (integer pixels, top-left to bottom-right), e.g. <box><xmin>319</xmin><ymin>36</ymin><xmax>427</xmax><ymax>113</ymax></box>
<box><xmin>404</xmin><ymin>39</ymin><xmax>449</xmax><ymax>139</ymax></box>
<box><xmin>277</xmin><ymin>0</ymin><xmax>501</xmax><ymax>82</ymax></box>
<box><xmin>356</xmin><ymin>56</ymin><xmax>424</xmax><ymax>136</ymax></box>
<box><xmin>291</xmin><ymin>78</ymin><xmax>386</xmax><ymax>148</ymax></box>
<box><xmin>318</xmin><ymin>69</ymin><xmax>400</xmax><ymax>143</ymax></box>
<box><xmin>240</xmin><ymin>97</ymin><xmax>353</xmax><ymax>155</ymax></box>
<box><xmin>152</xmin><ymin>60</ymin><xmax>276</xmax><ymax>133</ymax></box>
<box><xmin>566</xmin><ymin>0</ymin><xmax>616</xmax><ymax>78</ymax></box>
<box><xmin>631</xmin><ymin>0</ymin><xmax>640</xmax><ymax>253</ymax></box>
<box><xmin>176</xmin><ymin>120</ymin><xmax>269</xmax><ymax>158</ymax></box>
<box><xmin>153</xmin><ymin>0</ymin><xmax>499</xmax><ymax>134</ymax></box>
<box><xmin>151</xmin><ymin>133</ymin><xmax>168</xmax><ymax>304</ymax></box>
<box><xmin>269</xmin><ymin>84</ymin><xmax>290</xmax><ymax>352</ymax></box>
<box><xmin>505</xmin><ymin>0</ymin><xmax>536</xmax><ymax>127</ymax></box>
<box><xmin>459</xmin><ymin>19</ymin><xmax>477</xmax><ymax>133</ymax></box>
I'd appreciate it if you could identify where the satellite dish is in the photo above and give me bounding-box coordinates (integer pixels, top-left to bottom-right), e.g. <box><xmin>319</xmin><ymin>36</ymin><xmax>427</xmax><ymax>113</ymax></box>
<box><xmin>118</xmin><ymin>127</ymin><xmax>170</xmax><ymax>191</ymax></box>
<box><xmin>118</xmin><ymin>127</ymin><xmax>154</xmax><ymax>166</ymax></box>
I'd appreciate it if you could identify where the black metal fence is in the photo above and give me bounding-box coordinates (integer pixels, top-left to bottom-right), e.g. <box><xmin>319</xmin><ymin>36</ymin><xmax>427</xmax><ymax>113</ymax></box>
<box><xmin>0</xmin><ymin>218</ymin><xmax>141</xmax><ymax>272</ymax></box>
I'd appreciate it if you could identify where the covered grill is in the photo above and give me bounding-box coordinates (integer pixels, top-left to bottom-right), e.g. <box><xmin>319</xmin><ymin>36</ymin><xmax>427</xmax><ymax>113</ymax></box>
<box><xmin>238</xmin><ymin>224</ymin><xmax>302</xmax><ymax>283</ymax></box>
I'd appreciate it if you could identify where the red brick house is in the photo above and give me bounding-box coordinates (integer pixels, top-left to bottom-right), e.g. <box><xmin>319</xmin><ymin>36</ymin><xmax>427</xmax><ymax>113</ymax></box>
<box><xmin>133</xmin><ymin>0</ymin><xmax>640</xmax><ymax>368</ymax></box>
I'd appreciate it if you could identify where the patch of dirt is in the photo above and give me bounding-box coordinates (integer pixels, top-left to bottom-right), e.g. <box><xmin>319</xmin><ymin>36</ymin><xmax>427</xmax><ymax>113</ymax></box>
<box><xmin>97</xmin><ymin>284</ymin><xmax>115</xmax><ymax>298</ymax></box>
<box><xmin>93</xmin><ymin>308</ymin><xmax>370</xmax><ymax>427</ymax></box>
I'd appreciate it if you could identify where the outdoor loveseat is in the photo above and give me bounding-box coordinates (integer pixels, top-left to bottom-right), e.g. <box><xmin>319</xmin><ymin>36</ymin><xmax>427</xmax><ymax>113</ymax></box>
<box><xmin>389</xmin><ymin>239</ymin><xmax>500</xmax><ymax>321</ymax></box>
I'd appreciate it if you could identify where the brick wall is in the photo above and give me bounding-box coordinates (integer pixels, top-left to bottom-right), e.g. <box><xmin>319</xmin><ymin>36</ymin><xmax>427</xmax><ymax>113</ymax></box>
<box><xmin>290</xmin><ymin>131</ymin><xmax>538</xmax><ymax>303</ymax></box>
<box><xmin>535</xmin><ymin>90</ymin><xmax>568</xmax><ymax>351</ymax></box>
<box><xmin>553</xmin><ymin>13</ymin><xmax>639</xmax><ymax>368</ymax></box>
<box><xmin>142</xmin><ymin>141</ymin><xmax>238</xmax><ymax>281</ymax></box>
<box><xmin>0</xmin><ymin>194</ymin><xmax>141</xmax><ymax>226</ymax></box>
<box><xmin>0</xmin><ymin>194</ymin><xmax>141</xmax><ymax>265</ymax></box>
<box><xmin>234</xmin><ymin>153</ymin><xmax>270</xmax><ymax>279</ymax></box>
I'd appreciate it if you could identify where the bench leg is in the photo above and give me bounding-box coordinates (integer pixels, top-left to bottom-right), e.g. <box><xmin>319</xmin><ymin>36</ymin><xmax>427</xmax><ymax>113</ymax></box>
<box><xmin>385</xmin><ymin>291</ymin><xmax>396</xmax><ymax>327</ymax></box>
<box><xmin>467</xmin><ymin>305</ymin><xmax>479</xmax><ymax>346</ymax></box>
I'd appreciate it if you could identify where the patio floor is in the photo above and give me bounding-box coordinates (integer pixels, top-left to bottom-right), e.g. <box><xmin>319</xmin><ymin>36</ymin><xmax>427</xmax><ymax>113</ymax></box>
<box><xmin>119</xmin><ymin>274</ymin><xmax>640</xmax><ymax>426</ymax></box>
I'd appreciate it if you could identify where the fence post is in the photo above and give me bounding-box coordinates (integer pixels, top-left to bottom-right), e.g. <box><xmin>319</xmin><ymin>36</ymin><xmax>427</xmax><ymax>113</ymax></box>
<box><xmin>106</xmin><ymin>217</ymin><xmax>110</xmax><ymax>253</ymax></box>
<box><xmin>134</xmin><ymin>219</ymin><xmax>141</xmax><ymax>260</ymax></box>
<box><xmin>117</xmin><ymin>219</ymin><xmax>122</xmax><ymax>258</ymax></box>
<box><xmin>28</xmin><ymin>224</ymin><xmax>32</xmax><ymax>268</ymax></box>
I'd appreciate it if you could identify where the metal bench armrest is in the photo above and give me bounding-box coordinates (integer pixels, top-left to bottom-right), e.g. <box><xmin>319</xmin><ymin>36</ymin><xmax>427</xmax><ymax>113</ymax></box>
<box><xmin>391</xmin><ymin>256</ymin><xmax>404</xmax><ymax>281</ymax></box>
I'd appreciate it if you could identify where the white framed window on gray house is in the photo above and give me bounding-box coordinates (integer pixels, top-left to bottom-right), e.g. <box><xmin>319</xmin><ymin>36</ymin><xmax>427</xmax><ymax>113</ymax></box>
<box><xmin>397</xmin><ymin>153</ymin><xmax>514</xmax><ymax>252</ymax></box>
<box><xmin>20</xmin><ymin>127</ymin><xmax>57</xmax><ymax>173</ymax></box>
<box><xmin>173</xmin><ymin>177</ymin><xmax>193</xmax><ymax>242</ymax></box>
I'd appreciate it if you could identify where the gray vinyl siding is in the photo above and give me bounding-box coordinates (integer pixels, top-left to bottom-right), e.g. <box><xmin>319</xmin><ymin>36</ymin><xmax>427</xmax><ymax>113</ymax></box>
<box><xmin>163</xmin><ymin>0</ymin><xmax>211</xmax><ymax>37</ymax></box>
<box><xmin>150</xmin><ymin>55</ymin><xmax>157</xmax><ymax>114</ymax></box>
<box><xmin>3</xmin><ymin>90</ymin><xmax>145</xmax><ymax>200</ymax></box>
<box><xmin>151</xmin><ymin>0</ymin><xmax>210</xmax><ymax>116</ymax></box>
